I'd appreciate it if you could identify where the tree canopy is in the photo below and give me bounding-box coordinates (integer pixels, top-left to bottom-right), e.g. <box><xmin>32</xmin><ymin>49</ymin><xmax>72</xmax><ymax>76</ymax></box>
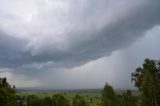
<box><xmin>131</xmin><ymin>58</ymin><xmax>160</xmax><ymax>106</ymax></box>
<box><xmin>0</xmin><ymin>77</ymin><xmax>16</xmax><ymax>106</ymax></box>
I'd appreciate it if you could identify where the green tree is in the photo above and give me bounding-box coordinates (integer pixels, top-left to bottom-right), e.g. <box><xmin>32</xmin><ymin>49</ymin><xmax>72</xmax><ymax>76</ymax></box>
<box><xmin>131</xmin><ymin>58</ymin><xmax>160</xmax><ymax>106</ymax></box>
<box><xmin>52</xmin><ymin>94</ymin><xmax>70</xmax><ymax>106</ymax></box>
<box><xmin>121</xmin><ymin>90</ymin><xmax>137</xmax><ymax>106</ymax></box>
<box><xmin>73</xmin><ymin>94</ymin><xmax>88</xmax><ymax>106</ymax></box>
<box><xmin>27</xmin><ymin>95</ymin><xmax>43</xmax><ymax>106</ymax></box>
<box><xmin>0</xmin><ymin>77</ymin><xmax>16</xmax><ymax>106</ymax></box>
<box><xmin>43</xmin><ymin>97</ymin><xmax>52</xmax><ymax>106</ymax></box>
<box><xmin>16</xmin><ymin>95</ymin><xmax>26</xmax><ymax>106</ymax></box>
<box><xmin>101</xmin><ymin>83</ymin><xmax>118</xmax><ymax>106</ymax></box>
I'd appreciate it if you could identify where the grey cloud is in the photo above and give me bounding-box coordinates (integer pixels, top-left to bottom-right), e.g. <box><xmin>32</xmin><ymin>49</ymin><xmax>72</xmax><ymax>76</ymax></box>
<box><xmin>49</xmin><ymin>0</ymin><xmax>160</xmax><ymax>67</ymax></box>
<box><xmin>0</xmin><ymin>31</ymin><xmax>28</xmax><ymax>67</ymax></box>
<box><xmin>0</xmin><ymin>0</ymin><xmax>160</xmax><ymax>70</ymax></box>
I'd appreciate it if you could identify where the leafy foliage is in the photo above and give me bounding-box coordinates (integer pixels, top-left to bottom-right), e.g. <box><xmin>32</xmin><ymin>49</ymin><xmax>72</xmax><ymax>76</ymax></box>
<box><xmin>73</xmin><ymin>94</ymin><xmax>89</xmax><ymax>106</ymax></box>
<box><xmin>52</xmin><ymin>94</ymin><xmax>70</xmax><ymax>106</ymax></box>
<box><xmin>0</xmin><ymin>77</ymin><xmax>16</xmax><ymax>106</ymax></box>
<box><xmin>101</xmin><ymin>83</ymin><xmax>118</xmax><ymax>106</ymax></box>
<box><xmin>27</xmin><ymin>95</ymin><xmax>43</xmax><ymax>106</ymax></box>
<box><xmin>43</xmin><ymin>97</ymin><xmax>52</xmax><ymax>106</ymax></box>
<box><xmin>131</xmin><ymin>58</ymin><xmax>160</xmax><ymax>106</ymax></box>
<box><xmin>121</xmin><ymin>90</ymin><xmax>137</xmax><ymax>106</ymax></box>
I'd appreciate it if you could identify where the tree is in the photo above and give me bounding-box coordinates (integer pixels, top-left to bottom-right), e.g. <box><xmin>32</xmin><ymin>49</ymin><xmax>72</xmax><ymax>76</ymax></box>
<box><xmin>73</xmin><ymin>94</ymin><xmax>88</xmax><ymax>106</ymax></box>
<box><xmin>101</xmin><ymin>83</ymin><xmax>118</xmax><ymax>106</ymax></box>
<box><xmin>16</xmin><ymin>95</ymin><xmax>26</xmax><ymax>106</ymax></box>
<box><xmin>121</xmin><ymin>90</ymin><xmax>137</xmax><ymax>106</ymax></box>
<box><xmin>27</xmin><ymin>95</ymin><xmax>43</xmax><ymax>106</ymax></box>
<box><xmin>2</xmin><ymin>77</ymin><xmax>7</xmax><ymax>86</ymax></box>
<box><xmin>52</xmin><ymin>94</ymin><xmax>70</xmax><ymax>106</ymax></box>
<box><xmin>43</xmin><ymin>97</ymin><xmax>52</xmax><ymax>106</ymax></box>
<box><xmin>0</xmin><ymin>77</ymin><xmax>16</xmax><ymax>106</ymax></box>
<box><xmin>131</xmin><ymin>58</ymin><xmax>160</xmax><ymax>106</ymax></box>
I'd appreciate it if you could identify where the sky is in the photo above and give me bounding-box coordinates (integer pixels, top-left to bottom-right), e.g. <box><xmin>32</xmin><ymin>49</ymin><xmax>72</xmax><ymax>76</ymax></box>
<box><xmin>0</xmin><ymin>0</ymin><xmax>160</xmax><ymax>89</ymax></box>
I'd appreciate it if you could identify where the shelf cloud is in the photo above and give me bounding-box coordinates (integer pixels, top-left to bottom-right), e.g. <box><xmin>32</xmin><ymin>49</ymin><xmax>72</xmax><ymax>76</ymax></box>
<box><xmin>0</xmin><ymin>0</ymin><xmax>160</xmax><ymax>69</ymax></box>
<box><xmin>0</xmin><ymin>0</ymin><xmax>160</xmax><ymax>88</ymax></box>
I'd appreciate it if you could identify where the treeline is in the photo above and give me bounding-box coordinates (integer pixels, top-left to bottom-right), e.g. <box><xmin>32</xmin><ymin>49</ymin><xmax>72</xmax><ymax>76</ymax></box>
<box><xmin>19</xmin><ymin>94</ymin><xmax>89</xmax><ymax>106</ymax></box>
<box><xmin>0</xmin><ymin>58</ymin><xmax>160</xmax><ymax>106</ymax></box>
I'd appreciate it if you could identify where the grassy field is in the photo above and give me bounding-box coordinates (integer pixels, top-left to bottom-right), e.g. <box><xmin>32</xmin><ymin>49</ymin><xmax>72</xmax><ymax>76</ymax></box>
<box><xmin>16</xmin><ymin>89</ymin><xmax>101</xmax><ymax>106</ymax></box>
<box><xmin>16</xmin><ymin>89</ymin><xmax>139</xmax><ymax>106</ymax></box>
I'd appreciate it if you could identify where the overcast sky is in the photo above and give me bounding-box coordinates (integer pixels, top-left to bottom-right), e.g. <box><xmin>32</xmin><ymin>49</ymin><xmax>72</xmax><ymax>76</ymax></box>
<box><xmin>0</xmin><ymin>0</ymin><xmax>160</xmax><ymax>89</ymax></box>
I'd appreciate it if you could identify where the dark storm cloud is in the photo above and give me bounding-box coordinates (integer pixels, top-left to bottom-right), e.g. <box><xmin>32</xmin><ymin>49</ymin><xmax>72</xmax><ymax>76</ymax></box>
<box><xmin>32</xmin><ymin>0</ymin><xmax>160</xmax><ymax>68</ymax></box>
<box><xmin>0</xmin><ymin>31</ymin><xmax>30</xmax><ymax>67</ymax></box>
<box><xmin>0</xmin><ymin>0</ymin><xmax>160</xmax><ymax>70</ymax></box>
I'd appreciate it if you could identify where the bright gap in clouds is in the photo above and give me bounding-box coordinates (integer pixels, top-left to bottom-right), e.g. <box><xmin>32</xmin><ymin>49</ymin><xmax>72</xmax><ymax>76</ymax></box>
<box><xmin>0</xmin><ymin>0</ymin><xmax>160</xmax><ymax>89</ymax></box>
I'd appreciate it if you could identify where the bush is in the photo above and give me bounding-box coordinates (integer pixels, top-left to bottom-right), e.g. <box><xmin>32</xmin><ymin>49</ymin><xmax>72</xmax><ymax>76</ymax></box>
<box><xmin>73</xmin><ymin>94</ymin><xmax>88</xmax><ymax>106</ymax></box>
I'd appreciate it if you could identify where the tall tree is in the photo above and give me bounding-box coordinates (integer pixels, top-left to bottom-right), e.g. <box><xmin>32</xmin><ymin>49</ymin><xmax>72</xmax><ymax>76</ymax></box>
<box><xmin>131</xmin><ymin>58</ymin><xmax>160</xmax><ymax>106</ymax></box>
<box><xmin>101</xmin><ymin>83</ymin><xmax>118</xmax><ymax>106</ymax></box>
<box><xmin>0</xmin><ymin>77</ymin><xmax>16</xmax><ymax>106</ymax></box>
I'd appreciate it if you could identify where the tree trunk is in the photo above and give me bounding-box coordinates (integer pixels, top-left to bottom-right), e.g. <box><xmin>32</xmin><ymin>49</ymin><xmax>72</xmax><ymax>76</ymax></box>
<box><xmin>154</xmin><ymin>96</ymin><xmax>158</xmax><ymax>106</ymax></box>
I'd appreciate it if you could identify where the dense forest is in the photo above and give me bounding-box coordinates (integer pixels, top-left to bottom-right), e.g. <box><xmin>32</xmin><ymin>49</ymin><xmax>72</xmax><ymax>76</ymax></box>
<box><xmin>0</xmin><ymin>58</ymin><xmax>160</xmax><ymax>106</ymax></box>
